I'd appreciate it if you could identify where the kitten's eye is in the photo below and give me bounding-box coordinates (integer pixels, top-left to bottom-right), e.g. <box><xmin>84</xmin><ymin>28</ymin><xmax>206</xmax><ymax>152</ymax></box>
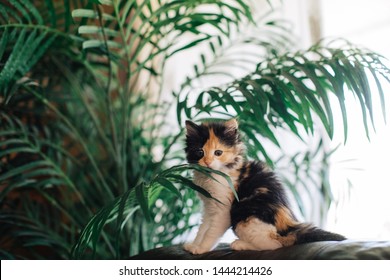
<box><xmin>195</xmin><ymin>149</ymin><xmax>204</xmax><ymax>158</ymax></box>
<box><xmin>214</xmin><ymin>150</ymin><xmax>223</xmax><ymax>156</ymax></box>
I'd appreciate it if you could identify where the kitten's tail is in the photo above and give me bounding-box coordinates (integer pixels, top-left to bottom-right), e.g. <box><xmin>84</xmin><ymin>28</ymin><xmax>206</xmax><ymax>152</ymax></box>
<box><xmin>291</xmin><ymin>223</ymin><xmax>346</xmax><ymax>244</ymax></box>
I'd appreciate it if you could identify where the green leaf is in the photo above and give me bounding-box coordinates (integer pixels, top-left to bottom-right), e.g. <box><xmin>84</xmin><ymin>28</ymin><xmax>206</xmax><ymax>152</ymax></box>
<box><xmin>71</xmin><ymin>8</ymin><xmax>115</xmax><ymax>20</ymax></box>
<box><xmin>0</xmin><ymin>160</ymin><xmax>50</xmax><ymax>181</ymax></box>
<box><xmin>156</xmin><ymin>177</ymin><xmax>182</xmax><ymax>200</ymax></box>
<box><xmin>135</xmin><ymin>182</ymin><xmax>152</xmax><ymax>222</ymax></box>
<box><xmin>78</xmin><ymin>26</ymin><xmax>118</xmax><ymax>36</ymax></box>
<box><xmin>188</xmin><ymin>163</ymin><xmax>237</xmax><ymax>201</ymax></box>
<box><xmin>168</xmin><ymin>35</ymin><xmax>211</xmax><ymax>57</ymax></box>
<box><xmin>166</xmin><ymin>174</ymin><xmax>218</xmax><ymax>203</ymax></box>
<box><xmin>82</xmin><ymin>39</ymin><xmax>122</xmax><ymax>49</ymax></box>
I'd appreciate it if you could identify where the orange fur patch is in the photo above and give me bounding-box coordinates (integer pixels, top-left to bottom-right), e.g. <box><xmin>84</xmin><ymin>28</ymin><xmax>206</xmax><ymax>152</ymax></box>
<box><xmin>271</xmin><ymin>232</ymin><xmax>297</xmax><ymax>247</ymax></box>
<box><xmin>199</xmin><ymin>127</ymin><xmax>239</xmax><ymax>169</ymax></box>
<box><xmin>271</xmin><ymin>207</ymin><xmax>298</xmax><ymax>246</ymax></box>
<box><xmin>198</xmin><ymin>128</ymin><xmax>218</xmax><ymax>167</ymax></box>
<box><xmin>257</xmin><ymin>187</ymin><xmax>269</xmax><ymax>194</ymax></box>
<box><xmin>274</xmin><ymin>206</ymin><xmax>298</xmax><ymax>232</ymax></box>
<box><xmin>242</xmin><ymin>162</ymin><xmax>251</xmax><ymax>178</ymax></box>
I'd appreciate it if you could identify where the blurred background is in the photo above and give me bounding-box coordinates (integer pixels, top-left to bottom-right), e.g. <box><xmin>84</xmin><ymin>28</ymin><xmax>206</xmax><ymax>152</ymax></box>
<box><xmin>272</xmin><ymin>0</ymin><xmax>390</xmax><ymax>240</ymax></box>
<box><xmin>320</xmin><ymin>0</ymin><xmax>390</xmax><ymax>240</ymax></box>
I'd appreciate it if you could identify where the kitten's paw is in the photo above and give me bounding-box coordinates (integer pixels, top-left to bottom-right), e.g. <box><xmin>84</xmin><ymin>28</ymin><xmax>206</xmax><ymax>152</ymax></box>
<box><xmin>230</xmin><ymin>240</ymin><xmax>241</xmax><ymax>250</ymax></box>
<box><xmin>230</xmin><ymin>239</ymin><xmax>253</xmax><ymax>251</ymax></box>
<box><xmin>231</xmin><ymin>239</ymin><xmax>282</xmax><ymax>251</ymax></box>
<box><xmin>183</xmin><ymin>243</ymin><xmax>196</xmax><ymax>252</ymax></box>
<box><xmin>183</xmin><ymin>243</ymin><xmax>208</xmax><ymax>254</ymax></box>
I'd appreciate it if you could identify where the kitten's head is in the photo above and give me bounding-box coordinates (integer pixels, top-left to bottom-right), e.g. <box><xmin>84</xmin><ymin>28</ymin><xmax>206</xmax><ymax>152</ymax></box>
<box><xmin>185</xmin><ymin>119</ymin><xmax>244</xmax><ymax>172</ymax></box>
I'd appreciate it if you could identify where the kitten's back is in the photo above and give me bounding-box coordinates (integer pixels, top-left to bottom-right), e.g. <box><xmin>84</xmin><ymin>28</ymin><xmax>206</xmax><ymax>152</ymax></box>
<box><xmin>231</xmin><ymin>160</ymin><xmax>298</xmax><ymax>232</ymax></box>
<box><xmin>231</xmin><ymin>160</ymin><xmax>346</xmax><ymax>248</ymax></box>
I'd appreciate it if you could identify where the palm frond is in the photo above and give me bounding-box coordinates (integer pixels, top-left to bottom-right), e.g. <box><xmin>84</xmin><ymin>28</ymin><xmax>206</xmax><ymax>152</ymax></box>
<box><xmin>0</xmin><ymin>0</ymin><xmax>86</xmax><ymax>98</ymax></box>
<box><xmin>70</xmin><ymin>163</ymin><xmax>233</xmax><ymax>259</ymax></box>
<box><xmin>0</xmin><ymin>113</ymin><xmax>77</xmax><ymax>202</ymax></box>
<box><xmin>183</xmin><ymin>40</ymin><xmax>389</xmax><ymax>162</ymax></box>
<box><xmin>72</xmin><ymin>0</ymin><xmax>254</xmax><ymax>84</ymax></box>
<box><xmin>0</xmin><ymin>212</ymin><xmax>70</xmax><ymax>259</ymax></box>
<box><xmin>175</xmin><ymin>13</ymin><xmax>295</xmax><ymax>125</ymax></box>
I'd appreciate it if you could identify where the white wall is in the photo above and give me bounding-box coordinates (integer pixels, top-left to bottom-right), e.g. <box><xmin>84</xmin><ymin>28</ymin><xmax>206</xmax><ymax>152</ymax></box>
<box><xmin>267</xmin><ymin>0</ymin><xmax>390</xmax><ymax>239</ymax></box>
<box><xmin>320</xmin><ymin>0</ymin><xmax>390</xmax><ymax>239</ymax></box>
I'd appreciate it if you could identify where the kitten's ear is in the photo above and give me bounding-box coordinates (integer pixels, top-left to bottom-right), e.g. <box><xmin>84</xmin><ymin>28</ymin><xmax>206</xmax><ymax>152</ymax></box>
<box><xmin>185</xmin><ymin>120</ymin><xmax>200</xmax><ymax>136</ymax></box>
<box><xmin>225</xmin><ymin>118</ymin><xmax>238</xmax><ymax>131</ymax></box>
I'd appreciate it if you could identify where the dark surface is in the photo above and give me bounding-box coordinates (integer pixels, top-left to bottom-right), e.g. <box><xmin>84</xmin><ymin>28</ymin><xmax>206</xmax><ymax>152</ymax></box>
<box><xmin>131</xmin><ymin>240</ymin><xmax>390</xmax><ymax>260</ymax></box>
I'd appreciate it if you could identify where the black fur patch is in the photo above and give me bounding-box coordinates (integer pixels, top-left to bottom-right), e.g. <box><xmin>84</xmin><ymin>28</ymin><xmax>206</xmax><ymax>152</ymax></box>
<box><xmin>207</xmin><ymin>122</ymin><xmax>240</xmax><ymax>147</ymax></box>
<box><xmin>294</xmin><ymin>225</ymin><xmax>346</xmax><ymax>244</ymax></box>
<box><xmin>185</xmin><ymin>121</ymin><xmax>209</xmax><ymax>163</ymax></box>
<box><xmin>185</xmin><ymin>120</ymin><xmax>241</xmax><ymax>163</ymax></box>
<box><xmin>230</xmin><ymin>161</ymin><xmax>291</xmax><ymax>230</ymax></box>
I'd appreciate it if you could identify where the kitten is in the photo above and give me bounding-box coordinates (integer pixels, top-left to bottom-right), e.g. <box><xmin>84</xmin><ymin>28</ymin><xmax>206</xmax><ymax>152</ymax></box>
<box><xmin>183</xmin><ymin>119</ymin><xmax>346</xmax><ymax>254</ymax></box>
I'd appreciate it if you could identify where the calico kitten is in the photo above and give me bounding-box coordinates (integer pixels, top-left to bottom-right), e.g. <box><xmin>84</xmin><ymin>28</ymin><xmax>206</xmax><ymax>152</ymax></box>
<box><xmin>183</xmin><ymin>119</ymin><xmax>346</xmax><ymax>254</ymax></box>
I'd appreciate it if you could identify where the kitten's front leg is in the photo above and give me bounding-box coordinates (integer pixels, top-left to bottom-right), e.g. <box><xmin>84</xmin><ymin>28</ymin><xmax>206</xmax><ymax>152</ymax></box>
<box><xmin>183</xmin><ymin>220</ymin><xmax>209</xmax><ymax>254</ymax></box>
<box><xmin>184</xmin><ymin>213</ymin><xmax>230</xmax><ymax>254</ymax></box>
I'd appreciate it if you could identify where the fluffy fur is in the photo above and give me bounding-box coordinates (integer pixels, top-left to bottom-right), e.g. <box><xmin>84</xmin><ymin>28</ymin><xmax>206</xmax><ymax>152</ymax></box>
<box><xmin>183</xmin><ymin>119</ymin><xmax>346</xmax><ymax>254</ymax></box>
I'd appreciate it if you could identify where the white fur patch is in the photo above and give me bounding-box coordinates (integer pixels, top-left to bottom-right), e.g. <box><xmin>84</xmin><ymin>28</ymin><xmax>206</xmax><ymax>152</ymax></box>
<box><xmin>193</xmin><ymin>171</ymin><xmax>233</xmax><ymax>206</ymax></box>
<box><xmin>183</xmin><ymin>171</ymin><xmax>233</xmax><ymax>254</ymax></box>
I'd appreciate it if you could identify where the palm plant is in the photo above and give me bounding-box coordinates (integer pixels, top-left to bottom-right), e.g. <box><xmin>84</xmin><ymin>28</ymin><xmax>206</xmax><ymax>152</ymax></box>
<box><xmin>1</xmin><ymin>0</ymin><xmax>389</xmax><ymax>259</ymax></box>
